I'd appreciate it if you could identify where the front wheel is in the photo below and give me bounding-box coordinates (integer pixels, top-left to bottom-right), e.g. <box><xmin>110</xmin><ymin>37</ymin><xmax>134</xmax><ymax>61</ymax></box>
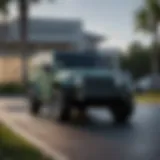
<box><xmin>110</xmin><ymin>99</ymin><xmax>134</xmax><ymax>123</ymax></box>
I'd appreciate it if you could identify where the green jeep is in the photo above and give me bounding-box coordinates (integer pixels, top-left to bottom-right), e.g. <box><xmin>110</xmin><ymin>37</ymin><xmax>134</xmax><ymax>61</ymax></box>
<box><xmin>28</xmin><ymin>51</ymin><xmax>134</xmax><ymax>123</ymax></box>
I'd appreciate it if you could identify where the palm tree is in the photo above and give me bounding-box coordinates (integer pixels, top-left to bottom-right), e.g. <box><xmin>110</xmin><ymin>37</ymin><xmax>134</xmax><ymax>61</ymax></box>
<box><xmin>1</xmin><ymin>0</ymin><xmax>55</xmax><ymax>88</ymax></box>
<box><xmin>19</xmin><ymin>0</ymin><xmax>54</xmax><ymax>88</ymax></box>
<box><xmin>0</xmin><ymin>0</ymin><xmax>9</xmax><ymax>40</ymax></box>
<box><xmin>0</xmin><ymin>0</ymin><xmax>9</xmax><ymax>12</ymax></box>
<box><xmin>0</xmin><ymin>0</ymin><xmax>53</xmax><ymax>88</ymax></box>
<box><xmin>18</xmin><ymin>0</ymin><xmax>28</xmax><ymax>88</ymax></box>
<box><xmin>135</xmin><ymin>0</ymin><xmax>160</xmax><ymax>76</ymax></box>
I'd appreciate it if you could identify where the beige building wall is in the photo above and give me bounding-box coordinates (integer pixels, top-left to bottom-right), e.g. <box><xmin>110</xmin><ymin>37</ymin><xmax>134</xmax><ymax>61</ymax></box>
<box><xmin>0</xmin><ymin>43</ymin><xmax>74</xmax><ymax>84</ymax></box>
<box><xmin>0</xmin><ymin>56</ymin><xmax>23</xmax><ymax>83</ymax></box>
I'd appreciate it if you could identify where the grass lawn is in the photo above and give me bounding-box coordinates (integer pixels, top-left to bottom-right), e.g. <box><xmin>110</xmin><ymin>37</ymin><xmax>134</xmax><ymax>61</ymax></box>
<box><xmin>135</xmin><ymin>92</ymin><xmax>160</xmax><ymax>103</ymax></box>
<box><xmin>0</xmin><ymin>124</ymin><xmax>52</xmax><ymax>160</ymax></box>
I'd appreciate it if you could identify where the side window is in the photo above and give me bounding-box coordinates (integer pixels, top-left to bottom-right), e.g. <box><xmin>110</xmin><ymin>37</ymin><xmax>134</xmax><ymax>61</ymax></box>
<box><xmin>99</xmin><ymin>55</ymin><xmax>114</xmax><ymax>69</ymax></box>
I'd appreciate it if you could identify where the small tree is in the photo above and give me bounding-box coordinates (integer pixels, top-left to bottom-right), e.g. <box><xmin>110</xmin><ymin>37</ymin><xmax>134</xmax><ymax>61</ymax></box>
<box><xmin>135</xmin><ymin>0</ymin><xmax>160</xmax><ymax>76</ymax></box>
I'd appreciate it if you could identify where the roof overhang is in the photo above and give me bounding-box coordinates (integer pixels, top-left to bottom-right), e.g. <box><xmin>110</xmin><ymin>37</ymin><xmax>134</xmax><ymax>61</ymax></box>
<box><xmin>84</xmin><ymin>32</ymin><xmax>106</xmax><ymax>42</ymax></box>
<box><xmin>0</xmin><ymin>41</ymin><xmax>73</xmax><ymax>52</ymax></box>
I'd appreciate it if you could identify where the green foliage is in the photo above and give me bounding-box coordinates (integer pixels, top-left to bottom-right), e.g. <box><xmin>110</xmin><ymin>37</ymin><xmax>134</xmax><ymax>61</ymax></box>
<box><xmin>135</xmin><ymin>0</ymin><xmax>160</xmax><ymax>74</ymax></box>
<box><xmin>120</xmin><ymin>41</ymin><xmax>160</xmax><ymax>80</ymax></box>
<box><xmin>0</xmin><ymin>0</ymin><xmax>10</xmax><ymax>13</ymax></box>
<box><xmin>135</xmin><ymin>8</ymin><xmax>150</xmax><ymax>32</ymax></box>
<box><xmin>0</xmin><ymin>83</ymin><xmax>25</xmax><ymax>94</ymax></box>
<box><xmin>146</xmin><ymin>0</ymin><xmax>160</xmax><ymax>19</ymax></box>
<box><xmin>0</xmin><ymin>124</ymin><xmax>51</xmax><ymax>160</ymax></box>
<box><xmin>135</xmin><ymin>0</ymin><xmax>160</xmax><ymax>32</ymax></box>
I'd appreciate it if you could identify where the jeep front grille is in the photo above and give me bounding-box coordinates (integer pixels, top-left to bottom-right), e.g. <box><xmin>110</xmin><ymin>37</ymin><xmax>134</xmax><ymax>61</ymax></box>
<box><xmin>84</xmin><ymin>77</ymin><xmax>115</xmax><ymax>93</ymax></box>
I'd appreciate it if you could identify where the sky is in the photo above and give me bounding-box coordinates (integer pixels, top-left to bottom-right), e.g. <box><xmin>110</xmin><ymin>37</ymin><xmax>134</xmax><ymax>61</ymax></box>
<box><xmin>9</xmin><ymin>0</ymin><xmax>150</xmax><ymax>50</ymax></box>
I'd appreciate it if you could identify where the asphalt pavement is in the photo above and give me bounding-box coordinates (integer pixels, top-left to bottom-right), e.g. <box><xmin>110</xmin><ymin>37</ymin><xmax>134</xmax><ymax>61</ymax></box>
<box><xmin>0</xmin><ymin>97</ymin><xmax>160</xmax><ymax>160</ymax></box>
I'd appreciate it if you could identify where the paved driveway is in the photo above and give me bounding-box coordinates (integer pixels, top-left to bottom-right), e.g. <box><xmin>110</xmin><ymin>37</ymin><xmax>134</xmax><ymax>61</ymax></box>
<box><xmin>0</xmin><ymin>98</ymin><xmax>160</xmax><ymax>160</ymax></box>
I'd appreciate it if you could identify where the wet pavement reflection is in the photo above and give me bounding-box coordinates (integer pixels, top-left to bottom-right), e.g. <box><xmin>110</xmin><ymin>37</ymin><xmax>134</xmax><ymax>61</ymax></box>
<box><xmin>1</xmin><ymin>98</ymin><xmax>160</xmax><ymax>160</ymax></box>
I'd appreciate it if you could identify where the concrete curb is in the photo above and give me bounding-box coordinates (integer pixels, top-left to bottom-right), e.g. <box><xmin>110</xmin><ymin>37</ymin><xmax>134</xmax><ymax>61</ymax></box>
<box><xmin>0</xmin><ymin>114</ymin><xmax>68</xmax><ymax>160</ymax></box>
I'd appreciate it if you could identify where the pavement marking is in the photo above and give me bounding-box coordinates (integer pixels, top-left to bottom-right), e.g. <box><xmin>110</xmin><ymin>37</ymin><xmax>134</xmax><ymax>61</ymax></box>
<box><xmin>0</xmin><ymin>113</ymin><xmax>69</xmax><ymax>160</ymax></box>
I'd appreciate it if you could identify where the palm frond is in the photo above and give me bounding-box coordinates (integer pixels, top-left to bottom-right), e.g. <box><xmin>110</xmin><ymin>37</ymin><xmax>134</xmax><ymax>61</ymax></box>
<box><xmin>135</xmin><ymin>8</ymin><xmax>150</xmax><ymax>32</ymax></box>
<box><xmin>146</xmin><ymin>0</ymin><xmax>160</xmax><ymax>20</ymax></box>
<box><xmin>0</xmin><ymin>0</ymin><xmax>10</xmax><ymax>12</ymax></box>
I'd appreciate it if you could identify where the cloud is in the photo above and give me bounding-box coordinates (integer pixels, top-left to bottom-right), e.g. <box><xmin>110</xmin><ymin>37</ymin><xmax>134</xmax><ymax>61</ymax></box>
<box><xmin>100</xmin><ymin>38</ymin><xmax>129</xmax><ymax>51</ymax></box>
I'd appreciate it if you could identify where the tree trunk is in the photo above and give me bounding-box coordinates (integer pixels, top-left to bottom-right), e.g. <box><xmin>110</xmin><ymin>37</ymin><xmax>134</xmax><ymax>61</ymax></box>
<box><xmin>151</xmin><ymin>25</ymin><xmax>159</xmax><ymax>89</ymax></box>
<box><xmin>152</xmin><ymin>26</ymin><xmax>159</xmax><ymax>73</ymax></box>
<box><xmin>18</xmin><ymin>0</ymin><xmax>28</xmax><ymax>89</ymax></box>
<box><xmin>3</xmin><ymin>11</ymin><xmax>8</xmax><ymax>42</ymax></box>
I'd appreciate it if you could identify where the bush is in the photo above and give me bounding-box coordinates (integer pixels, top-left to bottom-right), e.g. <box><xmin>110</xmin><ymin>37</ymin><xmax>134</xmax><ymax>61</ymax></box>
<box><xmin>0</xmin><ymin>83</ymin><xmax>25</xmax><ymax>94</ymax></box>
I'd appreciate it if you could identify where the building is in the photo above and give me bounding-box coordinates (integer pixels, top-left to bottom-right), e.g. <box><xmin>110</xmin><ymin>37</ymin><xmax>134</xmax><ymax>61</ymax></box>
<box><xmin>0</xmin><ymin>18</ymin><xmax>105</xmax><ymax>83</ymax></box>
<box><xmin>4</xmin><ymin>18</ymin><xmax>104</xmax><ymax>52</ymax></box>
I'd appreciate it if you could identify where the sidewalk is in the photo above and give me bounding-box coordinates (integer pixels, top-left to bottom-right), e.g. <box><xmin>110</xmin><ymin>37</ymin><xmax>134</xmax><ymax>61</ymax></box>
<box><xmin>0</xmin><ymin>102</ymin><xmax>68</xmax><ymax>160</ymax></box>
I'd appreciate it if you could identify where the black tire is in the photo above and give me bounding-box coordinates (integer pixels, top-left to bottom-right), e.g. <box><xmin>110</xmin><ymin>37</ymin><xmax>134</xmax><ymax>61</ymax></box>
<box><xmin>29</xmin><ymin>97</ymin><xmax>42</xmax><ymax>116</ymax></box>
<box><xmin>110</xmin><ymin>99</ymin><xmax>134</xmax><ymax>123</ymax></box>
<box><xmin>53</xmin><ymin>90</ymin><xmax>72</xmax><ymax>122</ymax></box>
<box><xmin>77</xmin><ymin>105</ymin><xmax>87</xmax><ymax>120</ymax></box>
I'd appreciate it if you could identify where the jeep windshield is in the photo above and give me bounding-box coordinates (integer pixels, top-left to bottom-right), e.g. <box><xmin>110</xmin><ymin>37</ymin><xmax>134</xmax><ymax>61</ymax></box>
<box><xmin>55</xmin><ymin>53</ymin><xmax>113</xmax><ymax>69</ymax></box>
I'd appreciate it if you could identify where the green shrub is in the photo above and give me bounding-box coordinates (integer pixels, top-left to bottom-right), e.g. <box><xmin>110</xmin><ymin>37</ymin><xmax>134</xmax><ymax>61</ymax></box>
<box><xmin>0</xmin><ymin>124</ymin><xmax>52</xmax><ymax>160</ymax></box>
<box><xmin>0</xmin><ymin>83</ymin><xmax>25</xmax><ymax>94</ymax></box>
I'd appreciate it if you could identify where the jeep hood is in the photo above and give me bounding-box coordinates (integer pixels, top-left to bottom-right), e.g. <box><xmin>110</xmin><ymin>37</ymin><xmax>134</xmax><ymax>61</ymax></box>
<box><xmin>56</xmin><ymin>69</ymin><xmax>115</xmax><ymax>79</ymax></box>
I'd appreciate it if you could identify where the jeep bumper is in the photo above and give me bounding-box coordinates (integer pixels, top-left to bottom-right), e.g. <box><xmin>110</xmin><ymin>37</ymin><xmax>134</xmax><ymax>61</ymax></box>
<box><xmin>70</xmin><ymin>92</ymin><xmax>133</xmax><ymax>106</ymax></box>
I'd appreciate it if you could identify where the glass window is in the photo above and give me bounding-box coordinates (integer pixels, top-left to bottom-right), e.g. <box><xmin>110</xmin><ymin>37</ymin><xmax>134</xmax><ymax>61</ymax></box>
<box><xmin>55</xmin><ymin>53</ymin><xmax>114</xmax><ymax>69</ymax></box>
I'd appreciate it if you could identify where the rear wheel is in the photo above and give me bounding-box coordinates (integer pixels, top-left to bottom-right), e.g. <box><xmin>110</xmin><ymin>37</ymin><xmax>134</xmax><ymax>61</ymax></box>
<box><xmin>76</xmin><ymin>105</ymin><xmax>88</xmax><ymax>121</ymax></box>
<box><xmin>29</xmin><ymin>97</ymin><xmax>42</xmax><ymax>116</ymax></box>
<box><xmin>28</xmin><ymin>87</ymin><xmax>42</xmax><ymax>116</ymax></box>
<box><xmin>52</xmin><ymin>90</ymin><xmax>72</xmax><ymax>122</ymax></box>
<box><xmin>110</xmin><ymin>99</ymin><xmax>134</xmax><ymax>123</ymax></box>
